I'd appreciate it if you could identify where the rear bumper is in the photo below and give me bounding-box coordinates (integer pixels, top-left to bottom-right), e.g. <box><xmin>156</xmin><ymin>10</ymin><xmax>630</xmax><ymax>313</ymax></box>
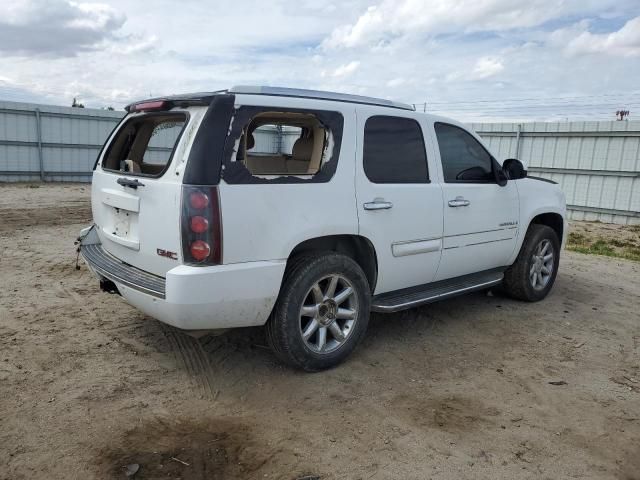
<box><xmin>81</xmin><ymin>243</ymin><xmax>166</xmax><ymax>298</ymax></box>
<box><xmin>80</xmin><ymin>227</ymin><xmax>286</xmax><ymax>330</ymax></box>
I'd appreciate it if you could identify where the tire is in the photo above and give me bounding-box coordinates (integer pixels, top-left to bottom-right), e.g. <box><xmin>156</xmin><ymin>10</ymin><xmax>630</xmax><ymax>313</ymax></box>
<box><xmin>266</xmin><ymin>252</ymin><xmax>371</xmax><ymax>371</ymax></box>
<box><xmin>503</xmin><ymin>224</ymin><xmax>560</xmax><ymax>302</ymax></box>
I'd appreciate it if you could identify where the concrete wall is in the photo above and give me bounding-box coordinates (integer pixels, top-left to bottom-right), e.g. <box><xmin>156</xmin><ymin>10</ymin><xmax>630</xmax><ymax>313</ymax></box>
<box><xmin>1</xmin><ymin>100</ymin><xmax>638</xmax><ymax>224</ymax></box>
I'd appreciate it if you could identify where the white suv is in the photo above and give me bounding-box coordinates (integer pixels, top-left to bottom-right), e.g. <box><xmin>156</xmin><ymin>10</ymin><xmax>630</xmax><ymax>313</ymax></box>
<box><xmin>80</xmin><ymin>86</ymin><xmax>567</xmax><ymax>371</ymax></box>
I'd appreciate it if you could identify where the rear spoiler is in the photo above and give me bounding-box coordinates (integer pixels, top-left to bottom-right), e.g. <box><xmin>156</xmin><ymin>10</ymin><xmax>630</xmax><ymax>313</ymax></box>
<box><xmin>125</xmin><ymin>91</ymin><xmax>227</xmax><ymax>113</ymax></box>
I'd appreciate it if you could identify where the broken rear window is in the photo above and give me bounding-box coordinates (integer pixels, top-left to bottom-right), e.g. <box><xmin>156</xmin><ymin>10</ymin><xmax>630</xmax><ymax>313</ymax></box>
<box><xmin>101</xmin><ymin>112</ymin><xmax>187</xmax><ymax>177</ymax></box>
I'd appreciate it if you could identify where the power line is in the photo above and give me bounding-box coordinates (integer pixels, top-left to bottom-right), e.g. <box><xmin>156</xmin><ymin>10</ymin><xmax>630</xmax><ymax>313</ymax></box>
<box><xmin>429</xmin><ymin>104</ymin><xmax>640</xmax><ymax>114</ymax></box>
<box><xmin>417</xmin><ymin>92</ymin><xmax>640</xmax><ymax>106</ymax></box>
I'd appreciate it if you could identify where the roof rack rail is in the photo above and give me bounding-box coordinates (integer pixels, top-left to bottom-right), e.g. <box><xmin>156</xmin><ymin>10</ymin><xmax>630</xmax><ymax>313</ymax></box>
<box><xmin>229</xmin><ymin>85</ymin><xmax>415</xmax><ymax>111</ymax></box>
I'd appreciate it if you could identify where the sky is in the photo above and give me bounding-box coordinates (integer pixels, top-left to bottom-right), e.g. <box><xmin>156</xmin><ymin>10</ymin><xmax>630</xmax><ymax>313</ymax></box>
<box><xmin>0</xmin><ymin>0</ymin><xmax>639</xmax><ymax>121</ymax></box>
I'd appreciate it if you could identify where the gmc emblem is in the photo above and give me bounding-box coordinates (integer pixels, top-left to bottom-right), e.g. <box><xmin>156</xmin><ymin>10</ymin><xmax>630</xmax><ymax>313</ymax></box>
<box><xmin>157</xmin><ymin>248</ymin><xmax>178</xmax><ymax>260</ymax></box>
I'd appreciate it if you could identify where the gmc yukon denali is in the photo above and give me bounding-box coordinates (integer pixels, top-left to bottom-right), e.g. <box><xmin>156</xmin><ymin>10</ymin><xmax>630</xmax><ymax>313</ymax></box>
<box><xmin>79</xmin><ymin>86</ymin><xmax>567</xmax><ymax>371</ymax></box>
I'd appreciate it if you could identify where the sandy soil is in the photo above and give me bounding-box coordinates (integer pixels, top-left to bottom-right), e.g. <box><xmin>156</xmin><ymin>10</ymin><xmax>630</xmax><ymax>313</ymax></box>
<box><xmin>1</xmin><ymin>183</ymin><xmax>639</xmax><ymax>480</ymax></box>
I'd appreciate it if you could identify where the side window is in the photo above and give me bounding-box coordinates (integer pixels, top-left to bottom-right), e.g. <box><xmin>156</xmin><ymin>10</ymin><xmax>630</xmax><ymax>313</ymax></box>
<box><xmin>434</xmin><ymin>122</ymin><xmax>494</xmax><ymax>183</ymax></box>
<box><xmin>363</xmin><ymin>116</ymin><xmax>429</xmax><ymax>183</ymax></box>
<box><xmin>233</xmin><ymin>111</ymin><xmax>335</xmax><ymax>177</ymax></box>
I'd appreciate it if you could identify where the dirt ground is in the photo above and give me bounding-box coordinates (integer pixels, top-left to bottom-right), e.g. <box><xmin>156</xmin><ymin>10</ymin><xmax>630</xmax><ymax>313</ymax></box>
<box><xmin>1</xmin><ymin>183</ymin><xmax>639</xmax><ymax>480</ymax></box>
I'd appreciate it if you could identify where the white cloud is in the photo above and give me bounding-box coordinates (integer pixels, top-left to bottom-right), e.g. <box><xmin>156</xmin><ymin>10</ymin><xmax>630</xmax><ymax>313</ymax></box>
<box><xmin>0</xmin><ymin>0</ymin><xmax>638</xmax><ymax>122</ymax></box>
<box><xmin>565</xmin><ymin>16</ymin><xmax>640</xmax><ymax>57</ymax></box>
<box><xmin>322</xmin><ymin>0</ymin><xmax>624</xmax><ymax>50</ymax></box>
<box><xmin>0</xmin><ymin>0</ymin><xmax>125</xmax><ymax>56</ymax></box>
<box><xmin>386</xmin><ymin>77</ymin><xmax>406</xmax><ymax>87</ymax></box>
<box><xmin>330</xmin><ymin>61</ymin><xmax>361</xmax><ymax>77</ymax></box>
<box><xmin>114</xmin><ymin>34</ymin><xmax>158</xmax><ymax>55</ymax></box>
<box><xmin>473</xmin><ymin>57</ymin><xmax>505</xmax><ymax>79</ymax></box>
<box><xmin>68</xmin><ymin>1</ymin><xmax>123</xmax><ymax>31</ymax></box>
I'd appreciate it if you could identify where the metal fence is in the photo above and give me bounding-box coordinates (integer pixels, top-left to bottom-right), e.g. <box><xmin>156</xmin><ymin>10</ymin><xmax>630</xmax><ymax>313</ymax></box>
<box><xmin>1</xmin><ymin>100</ymin><xmax>638</xmax><ymax>224</ymax></box>
<box><xmin>252</xmin><ymin>125</ymin><xmax>301</xmax><ymax>155</ymax></box>
<box><xmin>0</xmin><ymin>100</ymin><xmax>123</xmax><ymax>182</ymax></box>
<box><xmin>473</xmin><ymin>121</ymin><xmax>640</xmax><ymax>224</ymax></box>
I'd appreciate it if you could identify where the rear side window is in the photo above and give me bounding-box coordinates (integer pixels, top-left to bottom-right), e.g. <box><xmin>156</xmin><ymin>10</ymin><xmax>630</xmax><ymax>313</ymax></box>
<box><xmin>102</xmin><ymin>112</ymin><xmax>187</xmax><ymax>177</ymax></box>
<box><xmin>434</xmin><ymin>122</ymin><xmax>493</xmax><ymax>183</ymax></box>
<box><xmin>363</xmin><ymin>116</ymin><xmax>428</xmax><ymax>183</ymax></box>
<box><xmin>221</xmin><ymin>106</ymin><xmax>344</xmax><ymax>184</ymax></box>
<box><xmin>237</xmin><ymin>113</ymin><xmax>327</xmax><ymax>176</ymax></box>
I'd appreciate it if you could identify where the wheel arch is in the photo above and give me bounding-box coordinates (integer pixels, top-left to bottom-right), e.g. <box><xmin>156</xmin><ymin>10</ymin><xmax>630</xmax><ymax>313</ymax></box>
<box><xmin>508</xmin><ymin>209</ymin><xmax>566</xmax><ymax>266</ymax></box>
<box><xmin>288</xmin><ymin>234</ymin><xmax>378</xmax><ymax>293</ymax></box>
<box><xmin>529</xmin><ymin>212</ymin><xmax>564</xmax><ymax>242</ymax></box>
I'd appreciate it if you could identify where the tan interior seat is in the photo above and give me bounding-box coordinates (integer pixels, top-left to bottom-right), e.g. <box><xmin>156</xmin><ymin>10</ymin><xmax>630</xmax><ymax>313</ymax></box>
<box><xmin>245</xmin><ymin>155</ymin><xmax>288</xmax><ymax>174</ymax></box>
<box><xmin>244</xmin><ymin>132</ymin><xmax>288</xmax><ymax>174</ymax></box>
<box><xmin>287</xmin><ymin>137</ymin><xmax>313</xmax><ymax>174</ymax></box>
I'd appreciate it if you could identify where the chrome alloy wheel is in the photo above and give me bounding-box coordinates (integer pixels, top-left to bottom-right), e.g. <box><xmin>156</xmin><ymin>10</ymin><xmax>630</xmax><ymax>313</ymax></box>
<box><xmin>530</xmin><ymin>239</ymin><xmax>554</xmax><ymax>290</ymax></box>
<box><xmin>299</xmin><ymin>274</ymin><xmax>359</xmax><ymax>354</ymax></box>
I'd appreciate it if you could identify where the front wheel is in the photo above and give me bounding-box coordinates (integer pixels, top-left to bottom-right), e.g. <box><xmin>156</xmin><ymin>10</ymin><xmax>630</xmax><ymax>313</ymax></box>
<box><xmin>503</xmin><ymin>224</ymin><xmax>560</xmax><ymax>302</ymax></box>
<box><xmin>266</xmin><ymin>252</ymin><xmax>371</xmax><ymax>371</ymax></box>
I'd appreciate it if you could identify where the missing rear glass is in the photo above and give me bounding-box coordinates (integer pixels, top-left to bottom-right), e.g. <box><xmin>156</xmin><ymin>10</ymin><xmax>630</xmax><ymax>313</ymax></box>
<box><xmin>101</xmin><ymin>112</ymin><xmax>188</xmax><ymax>177</ymax></box>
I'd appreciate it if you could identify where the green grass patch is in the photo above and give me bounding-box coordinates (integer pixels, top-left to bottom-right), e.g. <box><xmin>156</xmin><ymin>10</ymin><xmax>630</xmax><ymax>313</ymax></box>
<box><xmin>567</xmin><ymin>239</ymin><xmax>640</xmax><ymax>262</ymax></box>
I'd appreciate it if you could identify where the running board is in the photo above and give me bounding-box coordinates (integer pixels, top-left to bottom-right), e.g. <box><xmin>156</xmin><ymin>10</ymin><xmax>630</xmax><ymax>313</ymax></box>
<box><xmin>371</xmin><ymin>269</ymin><xmax>504</xmax><ymax>313</ymax></box>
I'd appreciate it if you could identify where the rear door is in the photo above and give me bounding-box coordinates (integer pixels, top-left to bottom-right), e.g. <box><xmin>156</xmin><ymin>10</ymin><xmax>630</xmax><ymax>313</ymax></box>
<box><xmin>430</xmin><ymin>122</ymin><xmax>519</xmax><ymax>281</ymax></box>
<box><xmin>91</xmin><ymin>108</ymin><xmax>198</xmax><ymax>276</ymax></box>
<box><xmin>355</xmin><ymin>110</ymin><xmax>444</xmax><ymax>294</ymax></box>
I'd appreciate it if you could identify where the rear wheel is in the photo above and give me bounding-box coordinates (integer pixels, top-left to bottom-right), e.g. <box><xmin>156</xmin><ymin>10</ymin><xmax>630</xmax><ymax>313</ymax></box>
<box><xmin>266</xmin><ymin>252</ymin><xmax>371</xmax><ymax>371</ymax></box>
<box><xmin>503</xmin><ymin>224</ymin><xmax>560</xmax><ymax>302</ymax></box>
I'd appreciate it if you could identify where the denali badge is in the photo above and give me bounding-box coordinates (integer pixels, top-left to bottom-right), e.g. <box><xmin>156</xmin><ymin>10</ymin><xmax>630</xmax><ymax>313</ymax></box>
<box><xmin>157</xmin><ymin>248</ymin><xmax>178</xmax><ymax>260</ymax></box>
<box><xmin>499</xmin><ymin>221</ymin><xmax>518</xmax><ymax>227</ymax></box>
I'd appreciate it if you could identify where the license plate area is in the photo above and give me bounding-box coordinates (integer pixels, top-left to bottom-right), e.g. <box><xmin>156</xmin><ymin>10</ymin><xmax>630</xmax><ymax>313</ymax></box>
<box><xmin>113</xmin><ymin>208</ymin><xmax>133</xmax><ymax>237</ymax></box>
<box><xmin>101</xmin><ymin>206</ymin><xmax>141</xmax><ymax>250</ymax></box>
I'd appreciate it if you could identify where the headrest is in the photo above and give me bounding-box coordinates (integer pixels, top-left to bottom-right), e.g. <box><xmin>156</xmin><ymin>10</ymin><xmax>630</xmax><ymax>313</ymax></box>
<box><xmin>246</xmin><ymin>132</ymin><xmax>255</xmax><ymax>150</ymax></box>
<box><xmin>122</xmin><ymin>159</ymin><xmax>141</xmax><ymax>173</ymax></box>
<box><xmin>292</xmin><ymin>137</ymin><xmax>313</xmax><ymax>161</ymax></box>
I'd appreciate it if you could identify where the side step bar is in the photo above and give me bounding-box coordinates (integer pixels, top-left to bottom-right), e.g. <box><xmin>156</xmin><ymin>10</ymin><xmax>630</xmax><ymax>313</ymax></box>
<box><xmin>371</xmin><ymin>269</ymin><xmax>504</xmax><ymax>313</ymax></box>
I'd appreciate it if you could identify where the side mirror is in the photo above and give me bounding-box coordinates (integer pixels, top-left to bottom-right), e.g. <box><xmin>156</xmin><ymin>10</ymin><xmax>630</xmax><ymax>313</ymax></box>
<box><xmin>503</xmin><ymin>159</ymin><xmax>527</xmax><ymax>180</ymax></box>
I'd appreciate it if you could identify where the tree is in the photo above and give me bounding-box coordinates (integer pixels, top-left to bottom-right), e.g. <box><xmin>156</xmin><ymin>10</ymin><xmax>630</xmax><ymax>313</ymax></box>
<box><xmin>71</xmin><ymin>97</ymin><xmax>85</xmax><ymax>108</ymax></box>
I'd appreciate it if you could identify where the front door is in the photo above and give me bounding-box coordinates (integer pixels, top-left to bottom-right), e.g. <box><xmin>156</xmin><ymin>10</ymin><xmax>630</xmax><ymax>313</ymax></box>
<box><xmin>431</xmin><ymin>122</ymin><xmax>519</xmax><ymax>281</ymax></box>
<box><xmin>355</xmin><ymin>110</ymin><xmax>444</xmax><ymax>294</ymax></box>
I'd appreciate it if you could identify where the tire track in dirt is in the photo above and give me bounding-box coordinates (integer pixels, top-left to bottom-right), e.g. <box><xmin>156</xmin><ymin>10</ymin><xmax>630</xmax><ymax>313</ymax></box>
<box><xmin>160</xmin><ymin>324</ymin><xmax>218</xmax><ymax>398</ymax></box>
<box><xmin>55</xmin><ymin>283</ymin><xmax>99</xmax><ymax>321</ymax></box>
<box><xmin>0</xmin><ymin>205</ymin><xmax>92</xmax><ymax>232</ymax></box>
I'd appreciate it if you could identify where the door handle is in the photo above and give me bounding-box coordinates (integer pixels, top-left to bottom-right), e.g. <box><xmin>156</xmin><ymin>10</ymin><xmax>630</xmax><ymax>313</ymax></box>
<box><xmin>448</xmin><ymin>196</ymin><xmax>470</xmax><ymax>207</ymax></box>
<box><xmin>117</xmin><ymin>177</ymin><xmax>145</xmax><ymax>189</ymax></box>
<box><xmin>363</xmin><ymin>199</ymin><xmax>393</xmax><ymax>210</ymax></box>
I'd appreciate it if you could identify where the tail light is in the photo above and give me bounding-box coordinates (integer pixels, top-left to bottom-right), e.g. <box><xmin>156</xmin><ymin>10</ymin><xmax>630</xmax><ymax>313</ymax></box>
<box><xmin>181</xmin><ymin>186</ymin><xmax>222</xmax><ymax>265</ymax></box>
